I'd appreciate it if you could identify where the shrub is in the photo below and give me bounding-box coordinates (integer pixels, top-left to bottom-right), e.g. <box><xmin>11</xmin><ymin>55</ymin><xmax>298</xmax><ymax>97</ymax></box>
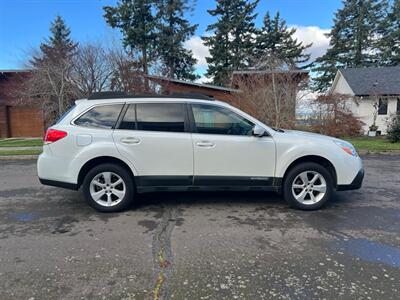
<box><xmin>387</xmin><ymin>114</ymin><xmax>400</xmax><ymax>143</ymax></box>
<box><xmin>311</xmin><ymin>93</ymin><xmax>364</xmax><ymax>137</ymax></box>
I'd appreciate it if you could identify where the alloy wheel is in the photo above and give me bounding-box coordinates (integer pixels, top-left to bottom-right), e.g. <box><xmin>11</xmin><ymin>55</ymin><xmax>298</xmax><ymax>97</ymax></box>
<box><xmin>291</xmin><ymin>171</ymin><xmax>327</xmax><ymax>205</ymax></box>
<box><xmin>89</xmin><ymin>172</ymin><xmax>126</xmax><ymax>207</ymax></box>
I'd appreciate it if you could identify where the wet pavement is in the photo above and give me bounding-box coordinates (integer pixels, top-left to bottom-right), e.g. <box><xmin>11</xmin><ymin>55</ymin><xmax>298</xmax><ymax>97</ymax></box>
<box><xmin>0</xmin><ymin>155</ymin><xmax>399</xmax><ymax>299</ymax></box>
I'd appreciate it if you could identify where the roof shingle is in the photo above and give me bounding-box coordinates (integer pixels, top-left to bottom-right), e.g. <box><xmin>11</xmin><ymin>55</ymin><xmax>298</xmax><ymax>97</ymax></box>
<box><xmin>340</xmin><ymin>66</ymin><xmax>400</xmax><ymax>96</ymax></box>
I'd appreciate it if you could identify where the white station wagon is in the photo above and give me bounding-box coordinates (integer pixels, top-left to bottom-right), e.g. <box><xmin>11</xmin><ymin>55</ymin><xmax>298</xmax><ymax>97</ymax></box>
<box><xmin>38</xmin><ymin>92</ymin><xmax>364</xmax><ymax>212</ymax></box>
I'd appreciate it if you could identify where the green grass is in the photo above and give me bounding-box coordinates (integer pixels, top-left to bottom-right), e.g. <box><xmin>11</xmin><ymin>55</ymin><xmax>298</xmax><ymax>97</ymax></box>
<box><xmin>344</xmin><ymin>136</ymin><xmax>400</xmax><ymax>151</ymax></box>
<box><xmin>0</xmin><ymin>138</ymin><xmax>43</xmax><ymax>147</ymax></box>
<box><xmin>0</xmin><ymin>149</ymin><xmax>42</xmax><ymax>156</ymax></box>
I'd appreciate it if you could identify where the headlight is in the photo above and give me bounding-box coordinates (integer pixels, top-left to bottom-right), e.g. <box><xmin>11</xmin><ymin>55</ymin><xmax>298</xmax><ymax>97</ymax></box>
<box><xmin>334</xmin><ymin>140</ymin><xmax>358</xmax><ymax>156</ymax></box>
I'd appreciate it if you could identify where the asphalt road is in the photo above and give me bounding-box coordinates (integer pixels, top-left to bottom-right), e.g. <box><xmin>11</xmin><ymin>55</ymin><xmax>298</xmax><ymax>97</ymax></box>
<box><xmin>0</xmin><ymin>155</ymin><xmax>399</xmax><ymax>300</ymax></box>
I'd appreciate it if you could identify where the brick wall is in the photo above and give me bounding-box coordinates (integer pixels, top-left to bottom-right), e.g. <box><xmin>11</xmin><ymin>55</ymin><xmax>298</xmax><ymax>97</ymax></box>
<box><xmin>0</xmin><ymin>105</ymin><xmax>10</xmax><ymax>138</ymax></box>
<box><xmin>0</xmin><ymin>71</ymin><xmax>45</xmax><ymax>138</ymax></box>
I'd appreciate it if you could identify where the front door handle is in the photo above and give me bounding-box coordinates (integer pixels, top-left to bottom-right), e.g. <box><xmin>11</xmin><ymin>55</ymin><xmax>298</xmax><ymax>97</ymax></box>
<box><xmin>196</xmin><ymin>141</ymin><xmax>215</xmax><ymax>148</ymax></box>
<box><xmin>120</xmin><ymin>137</ymin><xmax>141</xmax><ymax>145</ymax></box>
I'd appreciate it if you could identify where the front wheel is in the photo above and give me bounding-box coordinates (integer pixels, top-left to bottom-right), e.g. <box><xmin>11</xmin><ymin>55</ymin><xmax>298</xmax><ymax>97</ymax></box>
<box><xmin>82</xmin><ymin>163</ymin><xmax>135</xmax><ymax>212</ymax></box>
<box><xmin>283</xmin><ymin>162</ymin><xmax>333</xmax><ymax>210</ymax></box>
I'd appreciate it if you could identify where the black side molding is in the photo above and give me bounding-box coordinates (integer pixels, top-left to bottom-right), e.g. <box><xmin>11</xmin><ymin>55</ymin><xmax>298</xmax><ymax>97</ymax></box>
<box><xmin>336</xmin><ymin>169</ymin><xmax>364</xmax><ymax>191</ymax></box>
<box><xmin>39</xmin><ymin>178</ymin><xmax>79</xmax><ymax>190</ymax></box>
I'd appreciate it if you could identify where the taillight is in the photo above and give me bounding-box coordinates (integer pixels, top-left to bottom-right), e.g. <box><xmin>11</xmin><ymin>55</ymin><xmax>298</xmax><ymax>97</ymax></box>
<box><xmin>44</xmin><ymin>129</ymin><xmax>68</xmax><ymax>144</ymax></box>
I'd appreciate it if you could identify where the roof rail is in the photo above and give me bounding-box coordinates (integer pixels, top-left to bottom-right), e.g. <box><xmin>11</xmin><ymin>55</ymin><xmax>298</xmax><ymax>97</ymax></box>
<box><xmin>169</xmin><ymin>92</ymin><xmax>213</xmax><ymax>100</ymax></box>
<box><xmin>87</xmin><ymin>91</ymin><xmax>128</xmax><ymax>100</ymax></box>
<box><xmin>87</xmin><ymin>91</ymin><xmax>214</xmax><ymax>101</ymax></box>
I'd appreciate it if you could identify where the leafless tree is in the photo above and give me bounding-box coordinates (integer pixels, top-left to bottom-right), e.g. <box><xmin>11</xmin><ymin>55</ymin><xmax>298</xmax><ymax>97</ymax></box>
<box><xmin>71</xmin><ymin>43</ymin><xmax>115</xmax><ymax>97</ymax></box>
<box><xmin>232</xmin><ymin>55</ymin><xmax>309</xmax><ymax>129</ymax></box>
<box><xmin>11</xmin><ymin>48</ymin><xmax>78</xmax><ymax>126</ymax></box>
<box><xmin>108</xmin><ymin>48</ymin><xmax>152</xmax><ymax>94</ymax></box>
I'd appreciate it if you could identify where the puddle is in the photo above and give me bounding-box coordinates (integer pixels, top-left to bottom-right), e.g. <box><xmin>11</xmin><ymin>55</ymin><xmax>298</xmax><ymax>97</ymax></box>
<box><xmin>332</xmin><ymin>238</ymin><xmax>400</xmax><ymax>268</ymax></box>
<box><xmin>10</xmin><ymin>212</ymin><xmax>39</xmax><ymax>222</ymax></box>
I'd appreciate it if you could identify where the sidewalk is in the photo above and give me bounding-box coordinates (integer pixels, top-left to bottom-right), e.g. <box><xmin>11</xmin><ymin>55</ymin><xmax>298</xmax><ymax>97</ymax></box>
<box><xmin>0</xmin><ymin>146</ymin><xmax>42</xmax><ymax>151</ymax></box>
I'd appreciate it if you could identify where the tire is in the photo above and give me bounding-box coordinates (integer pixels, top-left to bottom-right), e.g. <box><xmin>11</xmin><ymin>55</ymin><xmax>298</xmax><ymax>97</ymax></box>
<box><xmin>283</xmin><ymin>162</ymin><xmax>333</xmax><ymax>210</ymax></box>
<box><xmin>82</xmin><ymin>163</ymin><xmax>135</xmax><ymax>212</ymax></box>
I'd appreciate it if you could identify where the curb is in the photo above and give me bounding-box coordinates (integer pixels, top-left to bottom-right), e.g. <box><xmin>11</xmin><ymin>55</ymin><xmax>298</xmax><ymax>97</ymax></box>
<box><xmin>0</xmin><ymin>155</ymin><xmax>39</xmax><ymax>160</ymax></box>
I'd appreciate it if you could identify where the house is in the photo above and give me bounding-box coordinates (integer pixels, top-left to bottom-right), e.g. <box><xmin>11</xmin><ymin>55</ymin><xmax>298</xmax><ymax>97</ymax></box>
<box><xmin>147</xmin><ymin>75</ymin><xmax>256</xmax><ymax>114</ymax></box>
<box><xmin>330</xmin><ymin>66</ymin><xmax>400</xmax><ymax>134</ymax></box>
<box><xmin>148</xmin><ymin>69</ymin><xmax>309</xmax><ymax>118</ymax></box>
<box><xmin>0</xmin><ymin>70</ymin><xmax>45</xmax><ymax>138</ymax></box>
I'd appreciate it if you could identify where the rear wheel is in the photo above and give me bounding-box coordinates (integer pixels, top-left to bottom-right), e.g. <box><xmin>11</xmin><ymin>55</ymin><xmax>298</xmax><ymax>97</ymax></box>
<box><xmin>283</xmin><ymin>162</ymin><xmax>333</xmax><ymax>210</ymax></box>
<box><xmin>82</xmin><ymin>163</ymin><xmax>135</xmax><ymax>212</ymax></box>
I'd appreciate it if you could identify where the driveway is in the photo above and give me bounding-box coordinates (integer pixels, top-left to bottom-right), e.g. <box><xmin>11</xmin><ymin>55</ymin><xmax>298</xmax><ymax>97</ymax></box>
<box><xmin>0</xmin><ymin>155</ymin><xmax>399</xmax><ymax>299</ymax></box>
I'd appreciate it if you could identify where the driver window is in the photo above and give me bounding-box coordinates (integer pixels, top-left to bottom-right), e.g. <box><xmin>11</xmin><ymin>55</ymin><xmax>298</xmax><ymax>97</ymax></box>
<box><xmin>191</xmin><ymin>104</ymin><xmax>254</xmax><ymax>136</ymax></box>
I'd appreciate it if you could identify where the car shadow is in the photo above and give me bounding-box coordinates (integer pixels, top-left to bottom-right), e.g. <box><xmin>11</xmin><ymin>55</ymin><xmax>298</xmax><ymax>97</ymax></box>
<box><xmin>134</xmin><ymin>190</ymin><xmax>285</xmax><ymax>209</ymax></box>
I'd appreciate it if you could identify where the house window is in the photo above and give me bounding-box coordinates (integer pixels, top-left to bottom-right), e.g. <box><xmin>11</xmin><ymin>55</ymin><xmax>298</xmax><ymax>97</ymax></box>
<box><xmin>397</xmin><ymin>98</ymin><xmax>400</xmax><ymax>114</ymax></box>
<box><xmin>378</xmin><ymin>98</ymin><xmax>388</xmax><ymax>115</ymax></box>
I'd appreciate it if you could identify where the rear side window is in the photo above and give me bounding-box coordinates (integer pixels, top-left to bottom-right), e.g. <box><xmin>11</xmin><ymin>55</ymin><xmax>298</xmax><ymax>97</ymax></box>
<box><xmin>119</xmin><ymin>103</ymin><xmax>186</xmax><ymax>132</ymax></box>
<box><xmin>74</xmin><ymin>104</ymin><xmax>123</xmax><ymax>129</ymax></box>
<box><xmin>55</xmin><ymin>104</ymin><xmax>76</xmax><ymax>125</ymax></box>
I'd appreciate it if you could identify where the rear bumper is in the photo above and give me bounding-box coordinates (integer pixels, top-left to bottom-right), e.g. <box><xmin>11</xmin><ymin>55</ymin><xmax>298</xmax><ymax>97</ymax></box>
<box><xmin>336</xmin><ymin>168</ymin><xmax>364</xmax><ymax>191</ymax></box>
<box><xmin>39</xmin><ymin>178</ymin><xmax>79</xmax><ymax>190</ymax></box>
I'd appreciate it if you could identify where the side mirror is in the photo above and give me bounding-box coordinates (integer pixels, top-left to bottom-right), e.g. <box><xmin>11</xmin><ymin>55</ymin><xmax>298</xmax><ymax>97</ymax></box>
<box><xmin>252</xmin><ymin>125</ymin><xmax>267</xmax><ymax>137</ymax></box>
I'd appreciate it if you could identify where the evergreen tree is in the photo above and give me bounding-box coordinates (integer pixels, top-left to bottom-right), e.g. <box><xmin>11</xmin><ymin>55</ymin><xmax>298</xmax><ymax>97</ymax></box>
<box><xmin>379</xmin><ymin>0</ymin><xmax>400</xmax><ymax>66</ymax></box>
<box><xmin>203</xmin><ymin>0</ymin><xmax>259</xmax><ymax>86</ymax></box>
<box><xmin>34</xmin><ymin>15</ymin><xmax>77</xmax><ymax>64</ymax></box>
<box><xmin>30</xmin><ymin>16</ymin><xmax>78</xmax><ymax>120</ymax></box>
<box><xmin>156</xmin><ymin>0</ymin><xmax>198</xmax><ymax>80</ymax></box>
<box><xmin>254</xmin><ymin>12</ymin><xmax>311</xmax><ymax>66</ymax></box>
<box><xmin>255</xmin><ymin>12</ymin><xmax>312</xmax><ymax>65</ymax></box>
<box><xmin>312</xmin><ymin>0</ymin><xmax>388</xmax><ymax>92</ymax></box>
<box><xmin>104</xmin><ymin>0</ymin><xmax>156</xmax><ymax>76</ymax></box>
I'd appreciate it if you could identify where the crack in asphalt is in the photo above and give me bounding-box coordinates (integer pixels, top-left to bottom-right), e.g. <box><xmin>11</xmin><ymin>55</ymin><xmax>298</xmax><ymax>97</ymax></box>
<box><xmin>150</xmin><ymin>205</ymin><xmax>179</xmax><ymax>300</ymax></box>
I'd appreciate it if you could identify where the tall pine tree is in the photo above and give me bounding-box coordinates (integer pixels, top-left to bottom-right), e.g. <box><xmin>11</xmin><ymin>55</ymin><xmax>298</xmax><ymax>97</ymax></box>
<box><xmin>34</xmin><ymin>15</ymin><xmax>77</xmax><ymax>64</ymax></box>
<box><xmin>379</xmin><ymin>0</ymin><xmax>400</xmax><ymax>66</ymax></box>
<box><xmin>104</xmin><ymin>0</ymin><xmax>156</xmax><ymax>76</ymax></box>
<box><xmin>156</xmin><ymin>0</ymin><xmax>198</xmax><ymax>80</ymax></box>
<box><xmin>30</xmin><ymin>15</ymin><xmax>78</xmax><ymax>120</ymax></box>
<box><xmin>203</xmin><ymin>0</ymin><xmax>259</xmax><ymax>86</ymax></box>
<box><xmin>312</xmin><ymin>0</ymin><xmax>388</xmax><ymax>92</ymax></box>
<box><xmin>254</xmin><ymin>12</ymin><xmax>311</xmax><ymax>67</ymax></box>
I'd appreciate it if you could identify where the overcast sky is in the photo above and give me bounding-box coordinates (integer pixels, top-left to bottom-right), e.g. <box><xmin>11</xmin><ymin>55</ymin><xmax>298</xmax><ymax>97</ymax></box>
<box><xmin>0</xmin><ymin>0</ymin><xmax>342</xmax><ymax>80</ymax></box>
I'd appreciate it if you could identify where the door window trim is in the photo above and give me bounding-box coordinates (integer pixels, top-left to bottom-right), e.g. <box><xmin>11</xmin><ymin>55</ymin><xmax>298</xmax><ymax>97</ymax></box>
<box><xmin>115</xmin><ymin>102</ymin><xmax>191</xmax><ymax>133</ymax></box>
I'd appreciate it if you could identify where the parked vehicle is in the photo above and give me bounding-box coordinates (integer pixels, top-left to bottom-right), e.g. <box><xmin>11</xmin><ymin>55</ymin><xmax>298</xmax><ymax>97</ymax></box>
<box><xmin>37</xmin><ymin>92</ymin><xmax>364</xmax><ymax>212</ymax></box>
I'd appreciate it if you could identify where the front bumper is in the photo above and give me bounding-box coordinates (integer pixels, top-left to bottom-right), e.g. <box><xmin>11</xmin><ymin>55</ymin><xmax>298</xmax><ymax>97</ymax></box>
<box><xmin>336</xmin><ymin>168</ymin><xmax>364</xmax><ymax>191</ymax></box>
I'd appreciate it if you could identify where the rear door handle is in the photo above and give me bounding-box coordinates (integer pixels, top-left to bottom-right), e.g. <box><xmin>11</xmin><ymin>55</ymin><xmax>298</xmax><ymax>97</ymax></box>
<box><xmin>196</xmin><ymin>141</ymin><xmax>215</xmax><ymax>148</ymax></box>
<box><xmin>120</xmin><ymin>137</ymin><xmax>141</xmax><ymax>144</ymax></box>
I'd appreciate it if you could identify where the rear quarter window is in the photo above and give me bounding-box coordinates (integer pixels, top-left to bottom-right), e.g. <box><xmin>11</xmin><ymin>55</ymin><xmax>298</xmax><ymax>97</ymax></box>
<box><xmin>74</xmin><ymin>104</ymin><xmax>124</xmax><ymax>129</ymax></box>
<box><xmin>55</xmin><ymin>104</ymin><xmax>76</xmax><ymax>124</ymax></box>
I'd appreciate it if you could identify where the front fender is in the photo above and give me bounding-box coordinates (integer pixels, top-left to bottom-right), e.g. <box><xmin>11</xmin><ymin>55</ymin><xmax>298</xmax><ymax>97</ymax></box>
<box><xmin>275</xmin><ymin>141</ymin><xmax>361</xmax><ymax>185</ymax></box>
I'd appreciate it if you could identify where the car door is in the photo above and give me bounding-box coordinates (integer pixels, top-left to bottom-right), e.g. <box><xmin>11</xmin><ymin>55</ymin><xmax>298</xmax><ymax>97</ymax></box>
<box><xmin>190</xmin><ymin>103</ymin><xmax>276</xmax><ymax>187</ymax></box>
<box><xmin>113</xmin><ymin>102</ymin><xmax>193</xmax><ymax>187</ymax></box>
